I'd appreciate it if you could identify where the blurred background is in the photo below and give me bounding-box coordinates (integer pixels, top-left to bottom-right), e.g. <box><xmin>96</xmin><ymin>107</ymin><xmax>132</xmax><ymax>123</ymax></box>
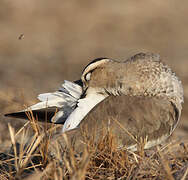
<box><xmin>0</xmin><ymin>0</ymin><xmax>187</xmax><ymax>148</ymax></box>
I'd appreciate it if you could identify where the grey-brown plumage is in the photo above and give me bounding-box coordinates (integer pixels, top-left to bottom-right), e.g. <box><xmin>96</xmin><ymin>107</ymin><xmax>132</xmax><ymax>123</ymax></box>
<box><xmin>66</xmin><ymin>95</ymin><xmax>179</xmax><ymax>151</ymax></box>
<box><xmin>5</xmin><ymin>52</ymin><xmax>184</xmax><ymax>151</ymax></box>
<box><xmin>57</xmin><ymin>52</ymin><xmax>183</xmax><ymax>151</ymax></box>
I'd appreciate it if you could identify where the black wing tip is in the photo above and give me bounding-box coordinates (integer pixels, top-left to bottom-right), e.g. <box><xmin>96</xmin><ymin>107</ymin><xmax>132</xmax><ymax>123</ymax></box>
<box><xmin>4</xmin><ymin>112</ymin><xmax>26</xmax><ymax>118</ymax></box>
<box><xmin>4</xmin><ymin>110</ymin><xmax>59</xmax><ymax>124</ymax></box>
<box><xmin>4</xmin><ymin>113</ymin><xmax>8</xmax><ymax>116</ymax></box>
<box><xmin>4</xmin><ymin>112</ymin><xmax>15</xmax><ymax>117</ymax></box>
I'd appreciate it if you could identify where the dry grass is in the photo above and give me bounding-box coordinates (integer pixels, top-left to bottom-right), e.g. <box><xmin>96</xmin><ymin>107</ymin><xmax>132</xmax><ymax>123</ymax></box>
<box><xmin>0</xmin><ymin>1</ymin><xmax>188</xmax><ymax>179</ymax></box>
<box><xmin>0</xmin><ymin>113</ymin><xmax>187</xmax><ymax>180</ymax></box>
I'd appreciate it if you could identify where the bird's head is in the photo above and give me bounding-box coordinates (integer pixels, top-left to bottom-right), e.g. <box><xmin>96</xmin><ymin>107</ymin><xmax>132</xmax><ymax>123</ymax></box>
<box><xmin>81</xmin><ymin>58</ymin><xmax>111</xmax><ymax>91</ymax></box>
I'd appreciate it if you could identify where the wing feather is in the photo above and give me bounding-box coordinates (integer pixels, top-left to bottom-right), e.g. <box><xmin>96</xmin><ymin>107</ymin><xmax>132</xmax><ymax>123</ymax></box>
<box><xmin>5</xmin><ymin>80</ymin><xmax>83</xmax><ymax>123</ymax></box>
<box><xmin>62</xmin><ymin>89</ymin><xmax>108</xmax><ymax>132</ymax></box>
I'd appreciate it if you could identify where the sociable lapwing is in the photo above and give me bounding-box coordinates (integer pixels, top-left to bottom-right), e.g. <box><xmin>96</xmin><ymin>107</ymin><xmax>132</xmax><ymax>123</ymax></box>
<box><xmin>5</xmin><ymin>52</ymin><xmax>184</xmax><ymax>150</ymax></box>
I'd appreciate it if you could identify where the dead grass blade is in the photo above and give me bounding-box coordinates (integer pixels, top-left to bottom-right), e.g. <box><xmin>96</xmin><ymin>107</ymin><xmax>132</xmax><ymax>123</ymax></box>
<box><xmin>181</xmin><ymin>167</ymin><xmax>188</xmax><ymax>180</ymax></box>
<box><xmin>157</xmin><ymin>146</ymin><xmax>174</xmax><ymax>180</ymax></box>
<box><xmin>8</xmin><ymin>123</ymin><xmax>19</xmax><ymax>172</ymax></box>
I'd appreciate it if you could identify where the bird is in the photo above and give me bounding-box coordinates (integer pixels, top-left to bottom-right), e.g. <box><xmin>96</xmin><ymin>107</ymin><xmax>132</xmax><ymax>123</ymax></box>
<box><xmin>5</xmin><ymin>52</ymin><xmax>184</xmax><ymax>151</ymax></box>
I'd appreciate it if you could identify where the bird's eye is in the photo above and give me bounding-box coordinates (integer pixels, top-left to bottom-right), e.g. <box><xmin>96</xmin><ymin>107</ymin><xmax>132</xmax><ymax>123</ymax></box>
<box><xmin>85</xmin><ymin>72</ymin><xmax>91</xmax><ymax>81</ymax></box>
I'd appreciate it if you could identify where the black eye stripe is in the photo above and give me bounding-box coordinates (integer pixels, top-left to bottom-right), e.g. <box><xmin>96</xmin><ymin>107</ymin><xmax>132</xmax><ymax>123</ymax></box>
<box><xmin>84</xmin><ymin>69</ymin><xmax>94</xmax><ymax>81</ymax></box>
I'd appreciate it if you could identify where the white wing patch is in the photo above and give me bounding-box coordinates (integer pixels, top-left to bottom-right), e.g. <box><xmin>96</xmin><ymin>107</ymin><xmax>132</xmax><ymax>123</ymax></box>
<box><xmin>38</xmin><ymin>80</ymin><xmax>82</xmax><ymax>102</ymax></box>
<box><xmin>23</xmin><ymin>80</ymin><xmax>83</xmax><ymax>123</ymax></box>
<box><xmin>61</xmin><ymin>80</ymin><xmax>82</xmax><ymax>99</ymax></box>
<box><xmin>17</xmin><ymin>80</ymin><xmax>108</xmax><ymax>129</ymax></box>
<box><xmin>62</xmin><ymin>89</ymin><xmax>108</xmax><ymax>132</ymax></box>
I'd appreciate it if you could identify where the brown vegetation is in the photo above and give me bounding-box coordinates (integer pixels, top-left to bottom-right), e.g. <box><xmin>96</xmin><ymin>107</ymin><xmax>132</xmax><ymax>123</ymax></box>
<box><xmin>0</xmin><ymin>114</ymin><xmax>187</xmax><ymax>179</ymax></box>
<box><xmin>0</xmin><ymin>0</ymin><xmax>188</xmax><ymax>179</ymax></box>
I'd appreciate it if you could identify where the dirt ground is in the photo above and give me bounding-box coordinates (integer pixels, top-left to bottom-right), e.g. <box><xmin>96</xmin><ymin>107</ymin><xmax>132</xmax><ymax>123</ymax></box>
<box><xmin>0</xmin><ymin>0</ymin><xmax>187</xmax><ymax>149</ymax></box>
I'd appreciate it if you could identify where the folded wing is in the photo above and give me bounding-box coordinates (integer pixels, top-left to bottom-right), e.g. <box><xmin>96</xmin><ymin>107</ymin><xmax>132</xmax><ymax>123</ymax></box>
<box><xmin>62</xmin><ymin>89</ymin><xmax>108</xmax><ymax>132</ymax></box>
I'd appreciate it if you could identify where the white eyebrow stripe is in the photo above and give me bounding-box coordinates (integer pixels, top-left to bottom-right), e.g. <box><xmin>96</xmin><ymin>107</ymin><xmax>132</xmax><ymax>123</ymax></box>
<box><xmin>62</xmin><ymin>91</ymin><xmax>108</xmax><ymax>132</ymax></box>
<box><xmin>82</xmin><ymin>59</ymin><xmax>110</xmax><ymax>78</ymax></box>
